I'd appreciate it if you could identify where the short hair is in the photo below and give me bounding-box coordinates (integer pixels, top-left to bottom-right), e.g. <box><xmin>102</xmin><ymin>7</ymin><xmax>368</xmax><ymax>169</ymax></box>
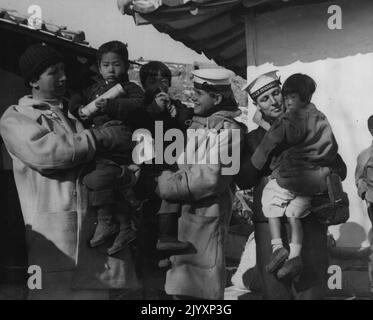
<box><xmin>97</xmin><ymin>41</ymin><xmax>129</xmax><ymax>66</ymax></box>
<box><xmin>139</xmin><ymin>61</ymin><xmax>172</xmax><ymax>88</ymax></box>
<box><xmin>282</xmin><ymin>73</ymin><xmax>316</xmax><ymax>103</ymax></box>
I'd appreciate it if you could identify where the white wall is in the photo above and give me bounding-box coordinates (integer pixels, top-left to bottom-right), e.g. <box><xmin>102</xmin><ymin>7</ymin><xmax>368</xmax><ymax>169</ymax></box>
<box><xmin>245</xmin><ymin>0</ymin><xmax>373</xmax><ymax>247</ymax></box>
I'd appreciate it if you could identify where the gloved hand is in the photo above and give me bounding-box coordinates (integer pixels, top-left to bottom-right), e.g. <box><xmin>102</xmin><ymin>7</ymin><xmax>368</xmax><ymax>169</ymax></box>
<box><xmin>69</xmin><ymin>93</ymin><xmax>86</xmax><ymax>119</ymax></box>
<box><xmin>91</xmin><ymin>123</ymin><xmax>134</xmax><ymax>155</ymax></box>
<box><xmin>95</xmin><ymin>98</ymin><xmax>109</xmax><ymax>112</ymax></box>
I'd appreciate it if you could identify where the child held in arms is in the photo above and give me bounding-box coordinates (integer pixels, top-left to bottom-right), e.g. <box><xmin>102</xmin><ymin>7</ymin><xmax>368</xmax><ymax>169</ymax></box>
<box><xmin>251</xmin><ymin>73</ymin><xmax>338</xmax><ymax>279</ymax></box>
<box><xmin>69</xmin><ymin>41</ymin><xmax>146</xmax><ymax>256</ymax></box>
<box><xmin>139</xmin><ymin>61</ymin><xmax>194</xmax><ymax>254</ymax></box>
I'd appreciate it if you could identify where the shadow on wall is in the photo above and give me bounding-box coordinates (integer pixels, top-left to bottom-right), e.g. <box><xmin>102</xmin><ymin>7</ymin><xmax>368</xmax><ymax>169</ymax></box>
<box><xmin>253</xmin><ymin>0</ymin><xmax>373</xmax><ymax>66</ymax></box>
<box><xmin>0</xmin><ymin>69</ymin><xmax>29</xmax><ymax>117</ymax></box>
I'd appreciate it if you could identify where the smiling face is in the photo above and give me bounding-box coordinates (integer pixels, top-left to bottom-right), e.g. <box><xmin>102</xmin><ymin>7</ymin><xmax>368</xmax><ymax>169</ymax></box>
<box><xmin>192</xmin><ymin>88</ymin><xmax>221</xmax><ymax>116</ymax></box>
<box><xmin>99</xmin><ymin>52</ymin><xmax>127</xmax><ymax>84</ymax></box>
<box><xmin>255</xmin><ymin>86</ymin><xmax>284</xmax><ymax>121</ymax></box>
<box><xmin>30</xmin><ymin>62</ymin><xmax>66</xmax><ymax>99</ymax></box>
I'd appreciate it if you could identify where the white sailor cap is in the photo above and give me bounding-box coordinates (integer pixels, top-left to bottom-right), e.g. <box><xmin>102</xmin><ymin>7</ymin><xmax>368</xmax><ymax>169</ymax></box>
<box><xmin>242</xmin><ymin>70</ymin><xmax>281</xmax><ymax>101</ymax></box>
<box><xmin>192</xmin><ymin>68</ymin><xmax>233</xmax><ymax>92</ymax></box>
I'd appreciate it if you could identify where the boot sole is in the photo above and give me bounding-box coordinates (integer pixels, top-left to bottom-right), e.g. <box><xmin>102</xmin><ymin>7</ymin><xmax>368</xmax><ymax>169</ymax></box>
<box><xmin>89</xmin><ymin>231</ymin><xmax>119</xmax><ymax>248</ymax></box>
<box><xmin>277</xmin><ymin>259</ymin><xmax>303</xmax><ymax>280</ymax></box>
<box><xmin>156</xmin><ymin>242</ymin><xmax>193</xmax><ymax>251</ymax></box>
<box><xmin>266</xmin><ymin>250</ymin><xmax>289</xmax><ymax>273</ymax></box>
<box><xmin>107</xmin><ymin>235</ymin><xmax>136</xmax><ymax>256</ymax></box>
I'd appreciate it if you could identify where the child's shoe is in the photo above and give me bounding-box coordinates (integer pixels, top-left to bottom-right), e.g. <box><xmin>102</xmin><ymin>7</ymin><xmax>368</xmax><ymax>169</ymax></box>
<box><xmin>266</xmin><ymin>247</ymin><xmax>289</xmax><ymax>273</ymax></box>
<box><xmin>107</xmin><ymin>213</ymin><xmax>136</xmax><ymax>255</ymax></box>
<box><xmin>90</xmin><ymin>207</ymin><xmax>119</xmax><ymax>247</ymax></box>
<box><xmin>107</xmin><ymin>228</ymin><xmax>136</xmax><ymax>256</ymax></box>
<box><xmin>276</xmin><ymin>256</ymin><xmax>303</xmax><ymax>280</ymax></box>
<box><xmin>156</xmin><ymin>239</ymin><xmax>192</xmax><ymax>251</ymax></box>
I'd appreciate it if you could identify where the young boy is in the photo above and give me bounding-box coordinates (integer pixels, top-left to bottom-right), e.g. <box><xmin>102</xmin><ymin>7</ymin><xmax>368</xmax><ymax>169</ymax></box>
<box><xmin>69</xmin><ymin>41</ymin><xmax>145</xmax><ymax>256</ymax></box>
<box><xmin>355</xmin><ymin>115</ymin><xmax>373</xmax><ymax>225</ymax></box>
<box><xmin>139</xmin><ymin>61</ymin><xmax>194</xmax><ymax>253</ymax></box>
<box><xmin>251</xmin><ymin>73</ymin><xmax>339</xmax><ymax>278</ymax></box>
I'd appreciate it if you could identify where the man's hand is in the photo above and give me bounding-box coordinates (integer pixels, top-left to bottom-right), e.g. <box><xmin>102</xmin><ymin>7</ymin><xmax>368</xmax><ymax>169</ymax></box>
<box><xmin>91</xmin><ymin>124</ymin><xmax>133</xmax><ymax>155</ymax></box>
<box><xmin>155</xmin><ymin>170</ymin><xmax>174</xmax><ymax>198</ymax></box>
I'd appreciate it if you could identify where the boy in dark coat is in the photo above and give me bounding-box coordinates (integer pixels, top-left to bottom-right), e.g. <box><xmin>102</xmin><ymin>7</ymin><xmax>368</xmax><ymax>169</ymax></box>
<box><xmin>139</xmin><ymin>61</ymin><xmax>193</xmax><ymax>253</ymax></box>
<box><xmin>69</xmin><ymin>41</ymin><xmax>145</xmax><ymax>256</ymax></box>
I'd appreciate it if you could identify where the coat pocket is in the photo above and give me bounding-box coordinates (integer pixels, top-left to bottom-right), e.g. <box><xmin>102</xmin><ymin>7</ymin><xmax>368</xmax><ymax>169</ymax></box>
<box><xmin>27</xmin><ymin>210</ymin><xmax>78</xmax><ymax>273</ymax></box>
<box><xmin>173</xmin><ymin>213</ymin><xmax>220</xmax><ymax>269</ymax></box>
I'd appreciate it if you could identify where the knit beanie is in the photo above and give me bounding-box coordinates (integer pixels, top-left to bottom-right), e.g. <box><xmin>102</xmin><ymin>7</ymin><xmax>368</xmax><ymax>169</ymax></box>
<box><xmin>19</xmin><ymin>43</ymin><xmax>63</xmax><ymax>85</ymax></box>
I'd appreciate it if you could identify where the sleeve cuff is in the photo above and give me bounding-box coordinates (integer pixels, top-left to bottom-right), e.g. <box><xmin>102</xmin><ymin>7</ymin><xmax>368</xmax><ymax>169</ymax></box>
<box><xmin>158</xmin><ymin>170</ymin><xmax>193</xmax><ymax>202</ymax></box>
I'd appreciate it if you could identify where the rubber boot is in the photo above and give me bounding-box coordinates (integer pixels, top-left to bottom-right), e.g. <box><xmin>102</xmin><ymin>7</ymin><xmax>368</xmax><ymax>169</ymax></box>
<box><xmin>156</xmin><ymin>213</ymin><xmax>192</xmax><ymax>252</ymax></box>
<box><xmin>90</xmin><ymin>205</ymin><xmax>119</xmax><ymax>248</ymax></box>
<box><xmin>107</xmin><ymin>214</ymin><xmax>136</xmax><ymax>256</ymax></box>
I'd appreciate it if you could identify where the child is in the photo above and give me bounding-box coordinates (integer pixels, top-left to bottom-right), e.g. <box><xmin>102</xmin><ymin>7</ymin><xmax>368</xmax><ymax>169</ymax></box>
<box><xmin>69</xmin><ymin>41</ymin><xmax>145</xmax><ymax>256</ymax></box>
<box><xmin>355</xmin><ymin>115</ymin><xmax>373</xmax><ymax>225</ymax></box>
<box><xmin>139</xmin><ymin>61</ymin><xmax>194</xmax><ymax>253</ymax></box>
<box><xmin>251</xmin><ymin>74</ymin><xmax>339</xmax><ymax>279</ymax></box>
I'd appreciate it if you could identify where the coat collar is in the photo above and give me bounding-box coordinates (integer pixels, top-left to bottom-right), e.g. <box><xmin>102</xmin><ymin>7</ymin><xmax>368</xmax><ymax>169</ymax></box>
<box><xmin>18</xmin><ymin>95</ymin><xmax>68</xmax><ymax>112</ymax></box>
<box><xmin>192</xmin><ymin>109</ymin><xmax>241</xmax><ymax>129</ymax></box>
<box><xmin>252</xmin><ymin>109</ymin><xmax>271</xmax><ymax>131</ymax></box>
<box><xmin>17</xmin><ymin>95</ymin><xmax>75</xmax><ymax>132</ymax></box>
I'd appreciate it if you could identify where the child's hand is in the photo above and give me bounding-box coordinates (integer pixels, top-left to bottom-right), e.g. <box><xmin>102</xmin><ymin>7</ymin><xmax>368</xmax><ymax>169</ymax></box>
<box><xmin>127</xmin><ymin>164</ymin><xmax>141</xmax><ymax>181</ymax></box>
<box><xmin>167</xmin><ymin>103</ymin><xmax>177</xmax><ymax>118</ymax></box>
<box><xmin>78</xmin><ymin>105</ymin><xmax>90</xmax><ymax>120</ymax></box>
<box><xmin>117</xmin><ymin>0</ymin><xmax>133</xmax><ymax>14</ymax></box>
<box><xmin>95</xmin><ymin>98</ymin><xmax>108</xmax><ymax>112</ymax></box>
<box><xmin>154</xmin><ymin>92</ymin><xmax>170</xmax><ymax>112</ymax></box>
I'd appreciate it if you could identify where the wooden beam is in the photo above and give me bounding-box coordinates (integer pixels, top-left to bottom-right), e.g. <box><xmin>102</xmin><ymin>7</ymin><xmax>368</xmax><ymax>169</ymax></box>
<box><xmin>244</xmin><ymin>9</ymin><xmax>258</xmax><ymax>67</ymax></box>
<box><xmin>243</xmin><ymin>0</ymin><xmax>276</xmax><ymax>8</ymax></box>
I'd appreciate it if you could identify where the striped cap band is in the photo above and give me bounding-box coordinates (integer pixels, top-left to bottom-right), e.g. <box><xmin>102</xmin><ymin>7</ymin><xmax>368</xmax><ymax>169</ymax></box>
<box><xmin>194</xmin><ymin>81</ymin><xmax>231</xmax><ymax>92</ymax></box>
<box><xmin>249</xmin><ymin>80</ymin><xmax>281</xmax><ymax>100</ymax></box>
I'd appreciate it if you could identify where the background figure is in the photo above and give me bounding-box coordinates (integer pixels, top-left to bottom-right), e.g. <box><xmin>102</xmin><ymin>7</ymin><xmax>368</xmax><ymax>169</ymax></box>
<box><xmin>355</xmin><ymin>115</ymin><xmax>373</xmax><ymax>296</ymax></box>
<box><xmin>355</xmin><ymin>115</ymin><xmax>373</xmax><ymax>225</ymax></box>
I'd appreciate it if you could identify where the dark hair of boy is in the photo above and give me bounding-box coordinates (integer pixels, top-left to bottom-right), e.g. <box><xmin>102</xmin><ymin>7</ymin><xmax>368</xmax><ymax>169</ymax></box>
<box><xmin>96</xmin><ymin>40</ymin><xmax>129</xmax><ymax>69</ymax></box>
<box><xmin>282</xmin><ymin>73</ymin><xmax>317</xmax><ymax>104</ymax></box>
<box><xmin>139</xmin><ymin>61</ymin><xmax>172</xmax><ymax>88</ymax></box>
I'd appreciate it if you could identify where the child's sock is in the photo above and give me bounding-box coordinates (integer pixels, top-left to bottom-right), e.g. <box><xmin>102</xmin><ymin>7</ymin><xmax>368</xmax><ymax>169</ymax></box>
<box><xmin>289</xmin><ymin>243</ymin><xmax>302</xmax><ymax>259</ymax></box>
<box><xmin>271</xmin><ymin>238</ymin><xmax>283</xmax><ymax>253</ymax></box>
